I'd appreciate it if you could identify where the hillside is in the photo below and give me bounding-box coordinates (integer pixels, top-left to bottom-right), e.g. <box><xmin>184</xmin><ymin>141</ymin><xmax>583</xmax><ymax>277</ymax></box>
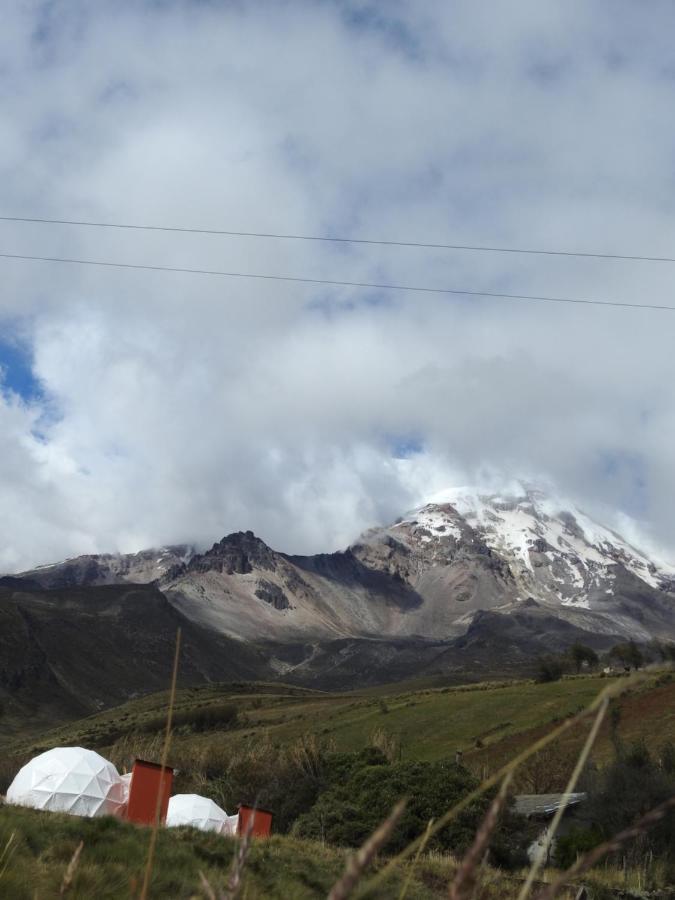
<box><xmin>0</xmin><ymin>583</ymin><xmax>269</xmax><ymax>739</ymax></box>
<box><xmin>7</xmin><ymin>671</ymin><xmax>674</xmax><ymax>780</ymax></box>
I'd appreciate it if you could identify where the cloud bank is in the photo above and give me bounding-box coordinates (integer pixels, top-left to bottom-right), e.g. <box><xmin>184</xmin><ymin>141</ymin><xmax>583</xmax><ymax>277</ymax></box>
<box><xmin>1</xmin><ymin>0</ymin><xmax>675</xmax><ymax>570</ymax></box>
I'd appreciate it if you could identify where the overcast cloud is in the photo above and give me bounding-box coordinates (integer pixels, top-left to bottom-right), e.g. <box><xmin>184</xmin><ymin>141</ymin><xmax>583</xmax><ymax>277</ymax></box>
<box><xmin>1</xmin><ymin>0</ymin><xmax>675</xmax><ymax>571</ymax></box>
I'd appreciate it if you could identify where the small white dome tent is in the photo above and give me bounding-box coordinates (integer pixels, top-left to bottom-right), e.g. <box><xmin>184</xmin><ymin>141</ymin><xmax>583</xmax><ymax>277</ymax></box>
<box><xmin>166</xmin><ymin>794</ymin><xmax>237</xmax><ymax>835</ymax></box>
<box><xmin>6</xmin><ymin>747</ymin><xmax>126</xmax><ymax>818</ymax></box>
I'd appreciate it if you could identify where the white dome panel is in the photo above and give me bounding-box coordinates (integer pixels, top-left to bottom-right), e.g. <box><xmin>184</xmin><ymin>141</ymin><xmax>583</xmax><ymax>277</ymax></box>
<box><xmin>166</xmin><ymin>794</ymin><xmax>235</xmax><ymax>835</ymax></box>
<box><xmin>6</xmin><ymin>747</ymin><xmax>126</xmax><ymax>818</ymax></box>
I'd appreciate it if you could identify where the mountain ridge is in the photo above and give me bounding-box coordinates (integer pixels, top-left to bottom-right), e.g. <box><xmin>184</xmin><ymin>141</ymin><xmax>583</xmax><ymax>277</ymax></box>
<box><xmin>11</xmin><ymin>486</ymin><xmax>675</xmax><ymax>646</ymax></box>
<box><xmin>3</xmin><ymin>485</ymin><xmax>674</xmax><ymax>733</ymax></box>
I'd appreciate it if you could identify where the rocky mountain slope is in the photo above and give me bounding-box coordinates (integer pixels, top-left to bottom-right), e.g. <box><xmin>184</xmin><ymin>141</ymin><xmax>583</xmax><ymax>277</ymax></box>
<box><xmin>2</xmin><ymin>487</ymin><xmax>674</xmax><ymax>727</ymax></box>
<box><xmin>11</xmin><ymin>487</ymin><xmax>675</xmax><ymax>649</ymax></box>
<box><xmin>159</xmin><ymin>489</ymin><xmax>671</xmax><ymax>646</ymax></box>
<box><xmin>0</xmin><ymin>581</ymin><xmax>269</xmax><ymax>738</ymax></box>
<box><xmin>18</xmin><ymin>545</ymin><xmax>195</xmax><ymax>589</ymax></box>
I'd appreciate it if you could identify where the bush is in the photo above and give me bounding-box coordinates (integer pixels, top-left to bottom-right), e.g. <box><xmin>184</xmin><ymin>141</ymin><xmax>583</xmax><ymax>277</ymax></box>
<box><xmin>554</xmin><ymin>825</ymin><xmax>604</xmax><ymax>868</ymax></box>
<box><xmin>196</xmin><ymin>735</ymin><xmax>339</xmax><ymax>833</ymax></box>
<box><xmin>142</xmin><ymin>703</ymin><xmax>239</xmax><ymax>735</ymax></box>
<box><xmin>289</xmin><ymin>752</ymin><xmax>532</xmax><ymax>863</ymax></box>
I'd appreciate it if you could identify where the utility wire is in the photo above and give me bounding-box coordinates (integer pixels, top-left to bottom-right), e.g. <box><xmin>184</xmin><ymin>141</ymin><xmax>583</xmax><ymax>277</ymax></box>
<box><xmin>1</xmin><ymin>250</ymin><xmax>673</xmax><ymax>311</ymax></box>
<box><xmin>1</xmin><ymin>214</ymin><xmax>675</xmax><ymax>264</ymax></box>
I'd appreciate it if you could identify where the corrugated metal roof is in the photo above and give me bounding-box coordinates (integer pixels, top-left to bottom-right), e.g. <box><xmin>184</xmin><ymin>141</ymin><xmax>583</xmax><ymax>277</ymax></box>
<box><xmin>514</xmin><ymin>793</ymin><xmax>587</xmax><ymax>817</ymax></box>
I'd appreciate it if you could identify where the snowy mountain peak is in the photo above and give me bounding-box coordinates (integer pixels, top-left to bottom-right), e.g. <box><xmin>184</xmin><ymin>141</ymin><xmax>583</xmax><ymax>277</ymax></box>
<box><xmin>388</xmin><ymin>486</ymin><xmax>674</xmax><ymax>618</ymax></box>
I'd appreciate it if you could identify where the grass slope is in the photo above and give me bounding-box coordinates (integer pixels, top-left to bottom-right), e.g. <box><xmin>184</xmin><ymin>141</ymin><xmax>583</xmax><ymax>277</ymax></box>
<box><xmin>8</xmin><ymin>672</ymin><xmax>674</xmax><ymax>770</ymax></box>
<box><xmin>0</xmin><ymin>803</ymin><xmax>507</xmax><ymax>900</ymax></box>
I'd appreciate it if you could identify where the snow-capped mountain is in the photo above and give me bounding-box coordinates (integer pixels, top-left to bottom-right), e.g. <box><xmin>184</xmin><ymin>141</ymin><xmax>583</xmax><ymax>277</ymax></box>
<box><xmin>9</xmin><ymin>487</ymin><xmax>675</xmax><ymax>647</ymax></box>
<box><xmin>421</xmin><ymin>486</ymin><xmax>673</xmax><ymax>597</ymax></box>
<box><xmin>4</xmin><ymin>487</ymin><xmax>672</xmax><ymax>717</ymax></box>
<box><xmin>365</xmin><ymin>487</ymin><xmax>675</xmax><ymax>641</ymax></box>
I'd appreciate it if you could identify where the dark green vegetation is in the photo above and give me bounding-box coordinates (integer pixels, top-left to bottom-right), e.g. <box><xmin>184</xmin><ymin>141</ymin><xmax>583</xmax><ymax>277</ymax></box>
<box><xmin>556</xmin><ymin>739</ymin><xmax>675</xmax><ymax>876</ymax></box>
<box><xmin>533</xmin><ymin>640</ymin><xmax>674</xmax><ymax>684</ymax></box>
<box><xmin>291</xmin><ymin>750</ymin><xmax>531</xmax><ymax>867</ymax></box>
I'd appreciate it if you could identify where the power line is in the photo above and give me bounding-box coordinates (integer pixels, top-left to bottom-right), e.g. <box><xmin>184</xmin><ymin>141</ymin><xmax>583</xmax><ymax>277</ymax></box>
<box><xmin>1</xmin><ymin>250</ymin><xmax>673</xmax><ymax>311</ymax></box>
<box><xmin>1</xmin><ymin>214</ymin><xmax>675</xmax><ymax>264</ymax></box>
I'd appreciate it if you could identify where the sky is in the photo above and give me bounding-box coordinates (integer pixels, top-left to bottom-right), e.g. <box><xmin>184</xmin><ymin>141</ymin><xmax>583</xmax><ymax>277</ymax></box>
<box><xmin>2</xmin><ymin>0</ymin><xmax>675</xmax><ymax>571</ymax></box>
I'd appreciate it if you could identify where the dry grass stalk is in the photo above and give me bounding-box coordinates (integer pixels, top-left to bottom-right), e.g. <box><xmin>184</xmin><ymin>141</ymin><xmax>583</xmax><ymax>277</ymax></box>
<box><xmin>195</xmin><ymin>817</ymin><xmax>254</xmax><ymax>900</ymax></box>
<box><xmin>0</xmin><ymin>831</ymin><xmax>17</xmax><ymax>881</ymax></box>
<box><xmin>449</xmin><ymin>771</ymin><xmax>513</xmax><ymax>900</ymax></box>
<box><xmin>139</xmin><ymin>627</ymin><xmax>182</xmax><ymax>900</ymax></box>
<box><xmin>360</xmin><ymin>673</ymin><xmax>646</xmax><ymax>897</ymax></box>
<box><xmin>534</xmin><ymin>794</ymin><xmax>675</xmax><ymax>900</ymax></box>
<box><xmin>517</xmin><ymin>697</ymin><xmax>609</xmax><ymax>900</ymax></box>
<box><xmin>370</xmin><ymin>727</ymin><xmax>399</xmax><ymax>763</ymax></box>
<box><xmin>223</xmin><ymin>816</ymin><xmax>254</xmax><ymax>900</ymax></box>
<box><xmin>198</xmin><ymin>870</ymin><xmax>218</xmax><ymax>900</ymax></box>
<box><xmin>59</xmin><ymin>840</ymin><xmax>84</xmax><ymax>896</ymax></box>
<box><xmin>398</xmin><ymin>817</ymin><xmax>434</xmax><ymax>900</ymax></box>
<box><xmin>327</xmin><ymin>799</ymin><xmax>407</xmax><ymax>900</ymax></box>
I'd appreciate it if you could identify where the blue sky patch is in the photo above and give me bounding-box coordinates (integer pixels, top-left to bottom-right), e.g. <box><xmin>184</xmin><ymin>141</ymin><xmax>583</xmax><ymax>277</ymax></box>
<box><xmin>389</xmin><ymin>434</ymin><xmax>425</xmax><ymax>459</ymax></box>
<box><xmin>0</xmin><ymin>338</ymin><xmax>42</xmax><ymax>402</ymax></box>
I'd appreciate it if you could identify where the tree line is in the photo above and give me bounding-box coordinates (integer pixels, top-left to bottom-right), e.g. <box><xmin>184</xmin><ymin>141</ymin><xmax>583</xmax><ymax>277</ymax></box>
<box><xmin>536</xmin><ymin>639</ymin><xmax>675</xmax><ymax>683</ymax></box>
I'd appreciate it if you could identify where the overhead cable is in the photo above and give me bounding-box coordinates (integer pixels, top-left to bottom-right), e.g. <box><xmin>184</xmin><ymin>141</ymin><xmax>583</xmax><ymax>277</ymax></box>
<box><xmin>1</xmin><ymin>214</ymin><xmax>675</xmax><ymax>264</ymax></box>
<box><xmin>1</xmin><ymin>250</ymin><xmax>673</xmax><ymax>311</ymax></box>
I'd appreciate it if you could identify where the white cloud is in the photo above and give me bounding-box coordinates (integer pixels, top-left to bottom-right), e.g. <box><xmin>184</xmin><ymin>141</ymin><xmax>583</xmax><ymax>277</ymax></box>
<box><xmin>1</xmin><ymin>1</ymin><xmax>675</xmax><ymax>569</ymax></box>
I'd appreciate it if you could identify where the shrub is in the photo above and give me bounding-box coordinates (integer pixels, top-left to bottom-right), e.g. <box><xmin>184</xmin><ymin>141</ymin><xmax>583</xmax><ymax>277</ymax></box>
<box><xmin>554</xmin><ymin>826</ymin><xmax>604</xmax><ymax>869</ymax></box>
<box><xmin>293</xmin><ymin>756</ymin><xmax>488</xmax><ymax>855</ymax></box>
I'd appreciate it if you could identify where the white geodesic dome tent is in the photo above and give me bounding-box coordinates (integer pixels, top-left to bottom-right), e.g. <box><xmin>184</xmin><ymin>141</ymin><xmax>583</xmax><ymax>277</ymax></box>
<box><xmin>6</xmin><ymin>747</ymin><xmax>127</xmax><ymax>818</ymax></box>
<box><xmin>166</xmin><ymin>794</ymin><xmax>237</xmax><ymax>835</ymax></box>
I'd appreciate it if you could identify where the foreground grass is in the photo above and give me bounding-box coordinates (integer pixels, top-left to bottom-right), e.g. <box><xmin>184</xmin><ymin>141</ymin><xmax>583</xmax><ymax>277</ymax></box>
<box><xmin>0</xmin><ymin>803</ymin><xmax>525</xmax><ymax>899</ymax></box>
<box><xmin>1</xmin><ymin>804</ymin><xmax>659</xmax><ymax>899</ymax></box>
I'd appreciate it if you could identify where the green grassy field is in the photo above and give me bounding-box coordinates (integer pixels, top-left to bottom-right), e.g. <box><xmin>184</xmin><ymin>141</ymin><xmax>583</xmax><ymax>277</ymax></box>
<box><xmin>7</xmin><ymin>670</ymin><xmax>674</xmax><ymax>780</ymax></box>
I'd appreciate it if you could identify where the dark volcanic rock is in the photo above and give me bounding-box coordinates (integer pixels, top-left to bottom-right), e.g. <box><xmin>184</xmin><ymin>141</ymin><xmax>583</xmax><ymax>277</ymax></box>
<box><xmin>255</xmin><ymin>580</ymin><xmax>291</xmax><ymax>610</ymax></box>
<box><xmin>189</xmin><ymin>531</ymin><xmax>275</xmax><ymax>575</ymax></box>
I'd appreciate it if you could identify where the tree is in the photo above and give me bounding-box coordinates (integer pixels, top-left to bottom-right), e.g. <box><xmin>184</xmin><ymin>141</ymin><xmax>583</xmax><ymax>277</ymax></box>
<box><xmin>568</xmin><ymin>642</ymin><xmax>599</xmax><ymax>673</ymax></box>
<box><xmin>564</xmin><ymin>742</ymin><xmax>675</xmax><ymax>866</ymax></box>
<box><xmin>651</xmin><ymin>641</ymin><xmax>675</xmax><ymax>664</ymax></box>
<box><xmin>609</xmin><ymin>640</ymin><xmax>644</xmax><ymax>670</ymax></box>
<box><xmin>535</xmin><ymin>655</ymin><xmax>565</xmax><ymax>683</ymax></box>
<box><xmin>556</xmin><ymin>740</ymin><xmax>675</xmax><ymax>870</ymax></box>
<box><xmin>515</xmin><ymin>743</ymin><xmax>581</xmax><ymax>794</ymax></box>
